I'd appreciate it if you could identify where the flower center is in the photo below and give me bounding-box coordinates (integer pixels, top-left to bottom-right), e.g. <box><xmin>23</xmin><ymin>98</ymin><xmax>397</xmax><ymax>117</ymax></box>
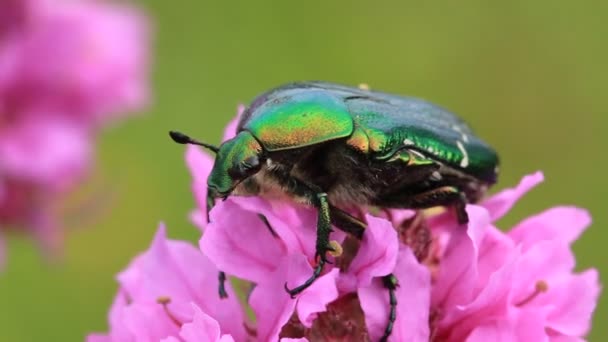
<box><xmin>157</xmin><ymin>296</ymin><xmax>183</xmax><ymax>327</ymax></box>
<box><xmin>515</xmin><ymin>280</ymin><xmax>549</xmax><ymax>307</ymax></box>
<box><xmin>280</xmin><ymin>293</ymin><xmax>369</xmax><ymax>340</ymax></box>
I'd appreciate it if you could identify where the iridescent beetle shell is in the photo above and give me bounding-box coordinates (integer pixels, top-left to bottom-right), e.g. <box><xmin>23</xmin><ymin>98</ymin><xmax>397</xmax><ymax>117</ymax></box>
<box><xmin>236</xmin><ymin>81</ymin><xmax>498</xmax><ymax>182</ymax></box>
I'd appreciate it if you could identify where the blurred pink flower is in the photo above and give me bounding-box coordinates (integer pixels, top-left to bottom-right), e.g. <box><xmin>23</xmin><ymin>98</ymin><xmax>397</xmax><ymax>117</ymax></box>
<box><xmin>0</xmin><ymin>0</ymin><xmax>149</xmax><ymax>122</ymax></box>
<box><xmin>87</xmin><ymin>224</ymin><xmax>247</xmax><ymax>342</ymax></box>
<box><xmin>0</xmin><ymin>0</ymin><xmax>149</xmax><ymax>257</ymax></box>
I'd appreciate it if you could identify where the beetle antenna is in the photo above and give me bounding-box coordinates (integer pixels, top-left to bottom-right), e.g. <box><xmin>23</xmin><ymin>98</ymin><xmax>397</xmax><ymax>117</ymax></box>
<box><xmin>169</xmin><ymin>130</ymin><xmax>220</xmax><ymax>154</ymax></box>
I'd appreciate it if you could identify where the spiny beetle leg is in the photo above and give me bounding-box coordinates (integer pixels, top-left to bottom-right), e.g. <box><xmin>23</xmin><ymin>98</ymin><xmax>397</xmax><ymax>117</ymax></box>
<box><xmin>329</xmin><ymin>205</ymin><xmax>366</xmax><ymax>239</ymax></box>
<box><xmin>455</xmin><ymin>192</ymin><xmax>469</xmax><ymax>224</ymax></box>
<box><xmin>379</xmin><ymin>273</ymin><xmax>399</xmax><ymax>342</ymax></box>
<box><xmin>218</xmin><ymin>271</ymin><xmax>228</xmax><ymax>298</ymax></box>
<box><xmin>331</xmin><ymin>204</ymin><xmax>398</xmax><ymax>341</ymax></box>
<box><xmin>284</xmin><ymin>257</ymin><xmax>326</xmax><ymax>298</ymax></box>
<box><xmin>258</xmin><ymin>213</ymin><xmax>279</xmax><ymax>237</ymax></box>
<box><xmin>285</xmin><ymin>192</ymin><xmax>333</xmax><ymax>297</ymax></box>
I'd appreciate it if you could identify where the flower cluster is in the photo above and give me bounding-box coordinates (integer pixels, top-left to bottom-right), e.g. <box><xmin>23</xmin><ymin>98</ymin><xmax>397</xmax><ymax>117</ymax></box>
<box><xmin>0</xmin><ymin>0</ymin><xmax>149</xmax><ymax>260</ymax></box>
<box><xmin>90</xmin><ymin>111</ymin><xmax>600</xmax><ymax>341</ymax></box>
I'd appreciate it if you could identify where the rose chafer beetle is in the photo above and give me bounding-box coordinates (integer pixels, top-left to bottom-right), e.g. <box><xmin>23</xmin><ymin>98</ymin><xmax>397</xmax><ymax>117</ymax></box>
<box><xmin>170</xmin><ymin>81</ymin><xmax>499</xmax><ymax>341</ymax></box>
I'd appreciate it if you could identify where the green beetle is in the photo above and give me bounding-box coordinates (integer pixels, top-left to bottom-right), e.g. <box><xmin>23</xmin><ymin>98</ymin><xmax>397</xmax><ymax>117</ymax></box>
<box><xmin>170</xmin><ymin>81</ymin><xmax>499</xmax><ymax>341</ymax></box>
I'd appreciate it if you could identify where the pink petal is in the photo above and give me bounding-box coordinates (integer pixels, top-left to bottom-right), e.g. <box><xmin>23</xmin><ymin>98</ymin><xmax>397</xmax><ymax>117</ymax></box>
<box><xmin>297</xmin><ymin>268</ymin><xmax>339</xmax><ymax>327</ymax></box>
<box><xmin>513</xmin><ymin>308</ymin><xmax>551</xmax><ymax>342</ymax></box>
<box><xmin>475</xmin><ymin>226</ymin><xmax>515</xmax><ymax>291</ymax></box>
<box><xmin>432</xmin><ymin>205</ymin><xmax>490</xmax><ymax>309</ymax></box>
<box><xmin>186</xmin><ymin>145</ymin><xmax>215</xmax><ymax>226</ymax></box>
<box><xmin>465</xmin><ymin>319</ymin><xmax>517</xmax><ymax>342</ymax></box>
<box><xmin>481</xmin><ymin>171</ymin><xmax>544</xmax><ymax>222</ymax></box>
<box><xmin>200</xmin><ymin>199</ymin><xmax>285</xmax><ymax>283</ymax></box>
<box><xmin>179</xmin><ymin>304</ymin><xmax>235</xmax><ymax>342</ymax></box>
<box><xmin>549</xmin><ymin>337</ymin><xmax>586</xmax><ymax>342</ymax></box>
<box><xmin>466</xmin><ymin>309</ymin><xmax>549</xmax><ymax>342</ymax></box>
<box><xmin>541</xmin><ymin>269</ymin><xmax>601</xmax><ymax>337</ymax></box>
<box><xmin>105</xmin><ymin>290</ymin><xmax>134</xmax><ymax>342</ymax></box>
<box><xmin>510</xmin><ymin>239</ymin><xmax>575</xmax><ymax>300</ymax></box>
<box><xmin>0</xmin><ymin>115</ymin><xmax>91</xmax><ymax>190</ymax></box>
<box><xmin>341</xmin><ymin>214</ymin><xmax>398</xmax><ymax>292</ymax></box>
<box><xmin>121</xmin><ymin>303</ymin><xmax>180</xmax><ymax>341</ymax></box>
<box><xmin>359</xmin><ymin>248</ymin><xmax>431</xmax><ymax>342</ymax></box>
<box><xmin>118</xmin><ymin>224</ymin><xmax>193</xmax><ymax>307</ymax></box>
<box><xmin>509</xmin><ymin>207</ymin><xmax>591</xmax><ymax>249</ymax></box>
<box><xmin>439</xmin><ymin>251</ymin><xmax>519</xmax><ymax>341</ymax></box>
<box><xmin>160</xmin><ymin>338</ymin><xmax>181</xmax><ymax>342</ymax></box>
<box><xmin>222</xmin><ymin>104</ymin><xmax>245</xmax><ymax>142</ymax></box>
<box><xmin>189</xmin><ymin>209</ymin><xmax>206</xmax><ymax>232</ymax></box>
<box><xmin>118</xmin><ymin>224</ymin><xmax>246</xmax><ymax>340</ymax></box>
<box><xmin>13</xmin><ymin>1</ymin><xmax>150</xmax><ymax>120</ymax></box>
<box><xmin>170</xmin><ymin>247</ymin><xmax>246</xmax><ymax>340</ymax></box>
<box><xmin>232</xmin><ymin>196</ymin><xmax>318</xmax><ymax>258</ymax></box>
<box><xmin>251</xmin><ymin>254</ymin><xmax>338</xmax><ymax>341</ymax></box>
<box><xmin>281</xmin><ymin>339</ymin><xmax>309</xmax><ymax>342</ymax></box>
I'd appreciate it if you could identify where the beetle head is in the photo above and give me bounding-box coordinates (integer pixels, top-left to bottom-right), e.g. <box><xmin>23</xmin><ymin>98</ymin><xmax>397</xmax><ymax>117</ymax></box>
<box><xmin>208</xmin><ymin>131</ymin><xmax>263</xmax><ymax>197</ymax></box>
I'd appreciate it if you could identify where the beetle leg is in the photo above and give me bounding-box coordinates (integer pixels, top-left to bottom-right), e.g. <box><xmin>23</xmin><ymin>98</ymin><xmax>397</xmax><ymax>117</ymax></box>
<box><xmin>454</xmin><ymin>192</ymin><xmax>469</xmax><ymax>224</ymax></box>
<box><xmin>217</xmin><ymin>271</ymin><xmax>228</xmax><ymax>298</ymax></box>
<box><xmin>327</xmin><ymin>206</ymin><xmax>398</xmax><ymax>341</ymax></box>
<box><xmin>406</xmin><ymin>186</ymin><xmax>469</xmax><ymax>224</ymax></box>
<box><xmin>273</xmin><ymin>172</ymin><xmax>398</xmax><ymax>337</ymax></box>
<box><xmin>285</xmin><ymin>192</ymin><xmax>333</xmax><ymax>297</ymax></box>
<box><xmin>329</xmin><ymin>205</ymin><xmax>365</xmax><ymax>239</ymax></box>
<box><xmin>380</xmin><ymin>273</ymin><xmax>399</xmax><ymax>342</ymax></box>
<box><xmin>257</xmin><ymin>213</ymin><xmax>279</xmax><ymax>237</ymax></box>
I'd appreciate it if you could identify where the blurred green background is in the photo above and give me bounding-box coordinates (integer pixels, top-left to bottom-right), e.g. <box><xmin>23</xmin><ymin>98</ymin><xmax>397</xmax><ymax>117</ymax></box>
<box><xmin>1</xmin><ymin>0</ymin><xmax>606</xmax><ymax>340</ymax></box>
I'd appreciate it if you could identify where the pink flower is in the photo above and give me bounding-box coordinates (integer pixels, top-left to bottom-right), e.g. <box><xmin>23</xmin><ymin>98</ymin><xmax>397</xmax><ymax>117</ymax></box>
<box><xmin>0</xmin><ymin>0</ymin><xmax>32</xmax><ymax>37</ymax></box>
<box><xmin>87</xmin><ymin>224</ymin><xmax>247</xmax><ymax>342</ymax></box>
<box><xmin>93</xmin><ymin>168</ymin><xmax>600</xmax><ymax>340</ymax></box>
<box><xmin>429</xmin><ymin>172</ymin><xmax>601</xmax><ymax>341</ymax></box>
<box><xmin>200</xmin><ymin>196</ymin><xmax>341</xmax><ymax>341</ymax></box>
<box><xmin>0</xmin><ymin>0</ymin><xmax>149</xmax><ymax>122</ymax></box>
<box><xmin>94</xmin><ymin>106</ymin><xmax>599</xmax><ymax>340</ymax></box>
<box><xmin>0</xmin><ymin>0</ymin><xmax>149</xmax><ymax>257</ymax></box>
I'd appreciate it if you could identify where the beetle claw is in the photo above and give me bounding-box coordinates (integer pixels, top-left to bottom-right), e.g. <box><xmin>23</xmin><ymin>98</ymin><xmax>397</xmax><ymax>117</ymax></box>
<box><xmin>283</xmin><ymin>257</ymin><xmax>326</xmax><ymax>297</ymax></box>
<box><xmin>283</xmin><ymin>282</ymin><xmax>298</xmax><ymax>299</ymax></box>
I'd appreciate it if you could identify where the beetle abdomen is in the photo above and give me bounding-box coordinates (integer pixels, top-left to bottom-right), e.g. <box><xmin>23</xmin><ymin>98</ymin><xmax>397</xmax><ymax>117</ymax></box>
<box><xmin>346</xmin><ymin>96</ymin><xmax>498</xmax><ymax>183</ymax></box>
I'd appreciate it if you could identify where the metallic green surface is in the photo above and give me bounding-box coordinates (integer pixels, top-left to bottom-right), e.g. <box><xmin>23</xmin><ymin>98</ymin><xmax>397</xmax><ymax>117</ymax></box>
<box><xmin>0</xmin><ymin>1</ymin><xmax>605</xmax><ymax>341</ymax></box>
<box><xmin>347</xmin><ymin>95</ymin><xmax>498</xmax><ymax>182</ymax></box>
<box><xmin>243</xmin><ymin>81</ymin><xmax>498</xmax><ymax>182</ymax></box>
<box><xmin>210</xmin><ymin>131</ymin><xmax>262</xmax><ymax>194</ymax></box>
<box><xmin>242</xmin><ymin>89</ymin><xmax>353</xmax><ymax>151</ymax></box>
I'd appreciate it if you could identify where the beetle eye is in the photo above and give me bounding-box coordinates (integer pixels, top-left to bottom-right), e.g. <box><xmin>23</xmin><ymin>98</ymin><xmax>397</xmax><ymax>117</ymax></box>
<box><xmin>232</xmin><ymin>156</ymin><xmax>261</xmax><ymax>179</ymax></box>
<box><xmin>241</xmin><ymin>156</ymin><xmax>260</xmax><ymax>172</ymax></box>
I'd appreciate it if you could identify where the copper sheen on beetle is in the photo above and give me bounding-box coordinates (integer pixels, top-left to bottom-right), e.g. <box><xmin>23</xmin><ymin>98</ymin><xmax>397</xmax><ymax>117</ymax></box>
<box><xmin>170</xmin><ymin>81</ymin><xmax>499</xmax><ymax>342</ymax></box>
